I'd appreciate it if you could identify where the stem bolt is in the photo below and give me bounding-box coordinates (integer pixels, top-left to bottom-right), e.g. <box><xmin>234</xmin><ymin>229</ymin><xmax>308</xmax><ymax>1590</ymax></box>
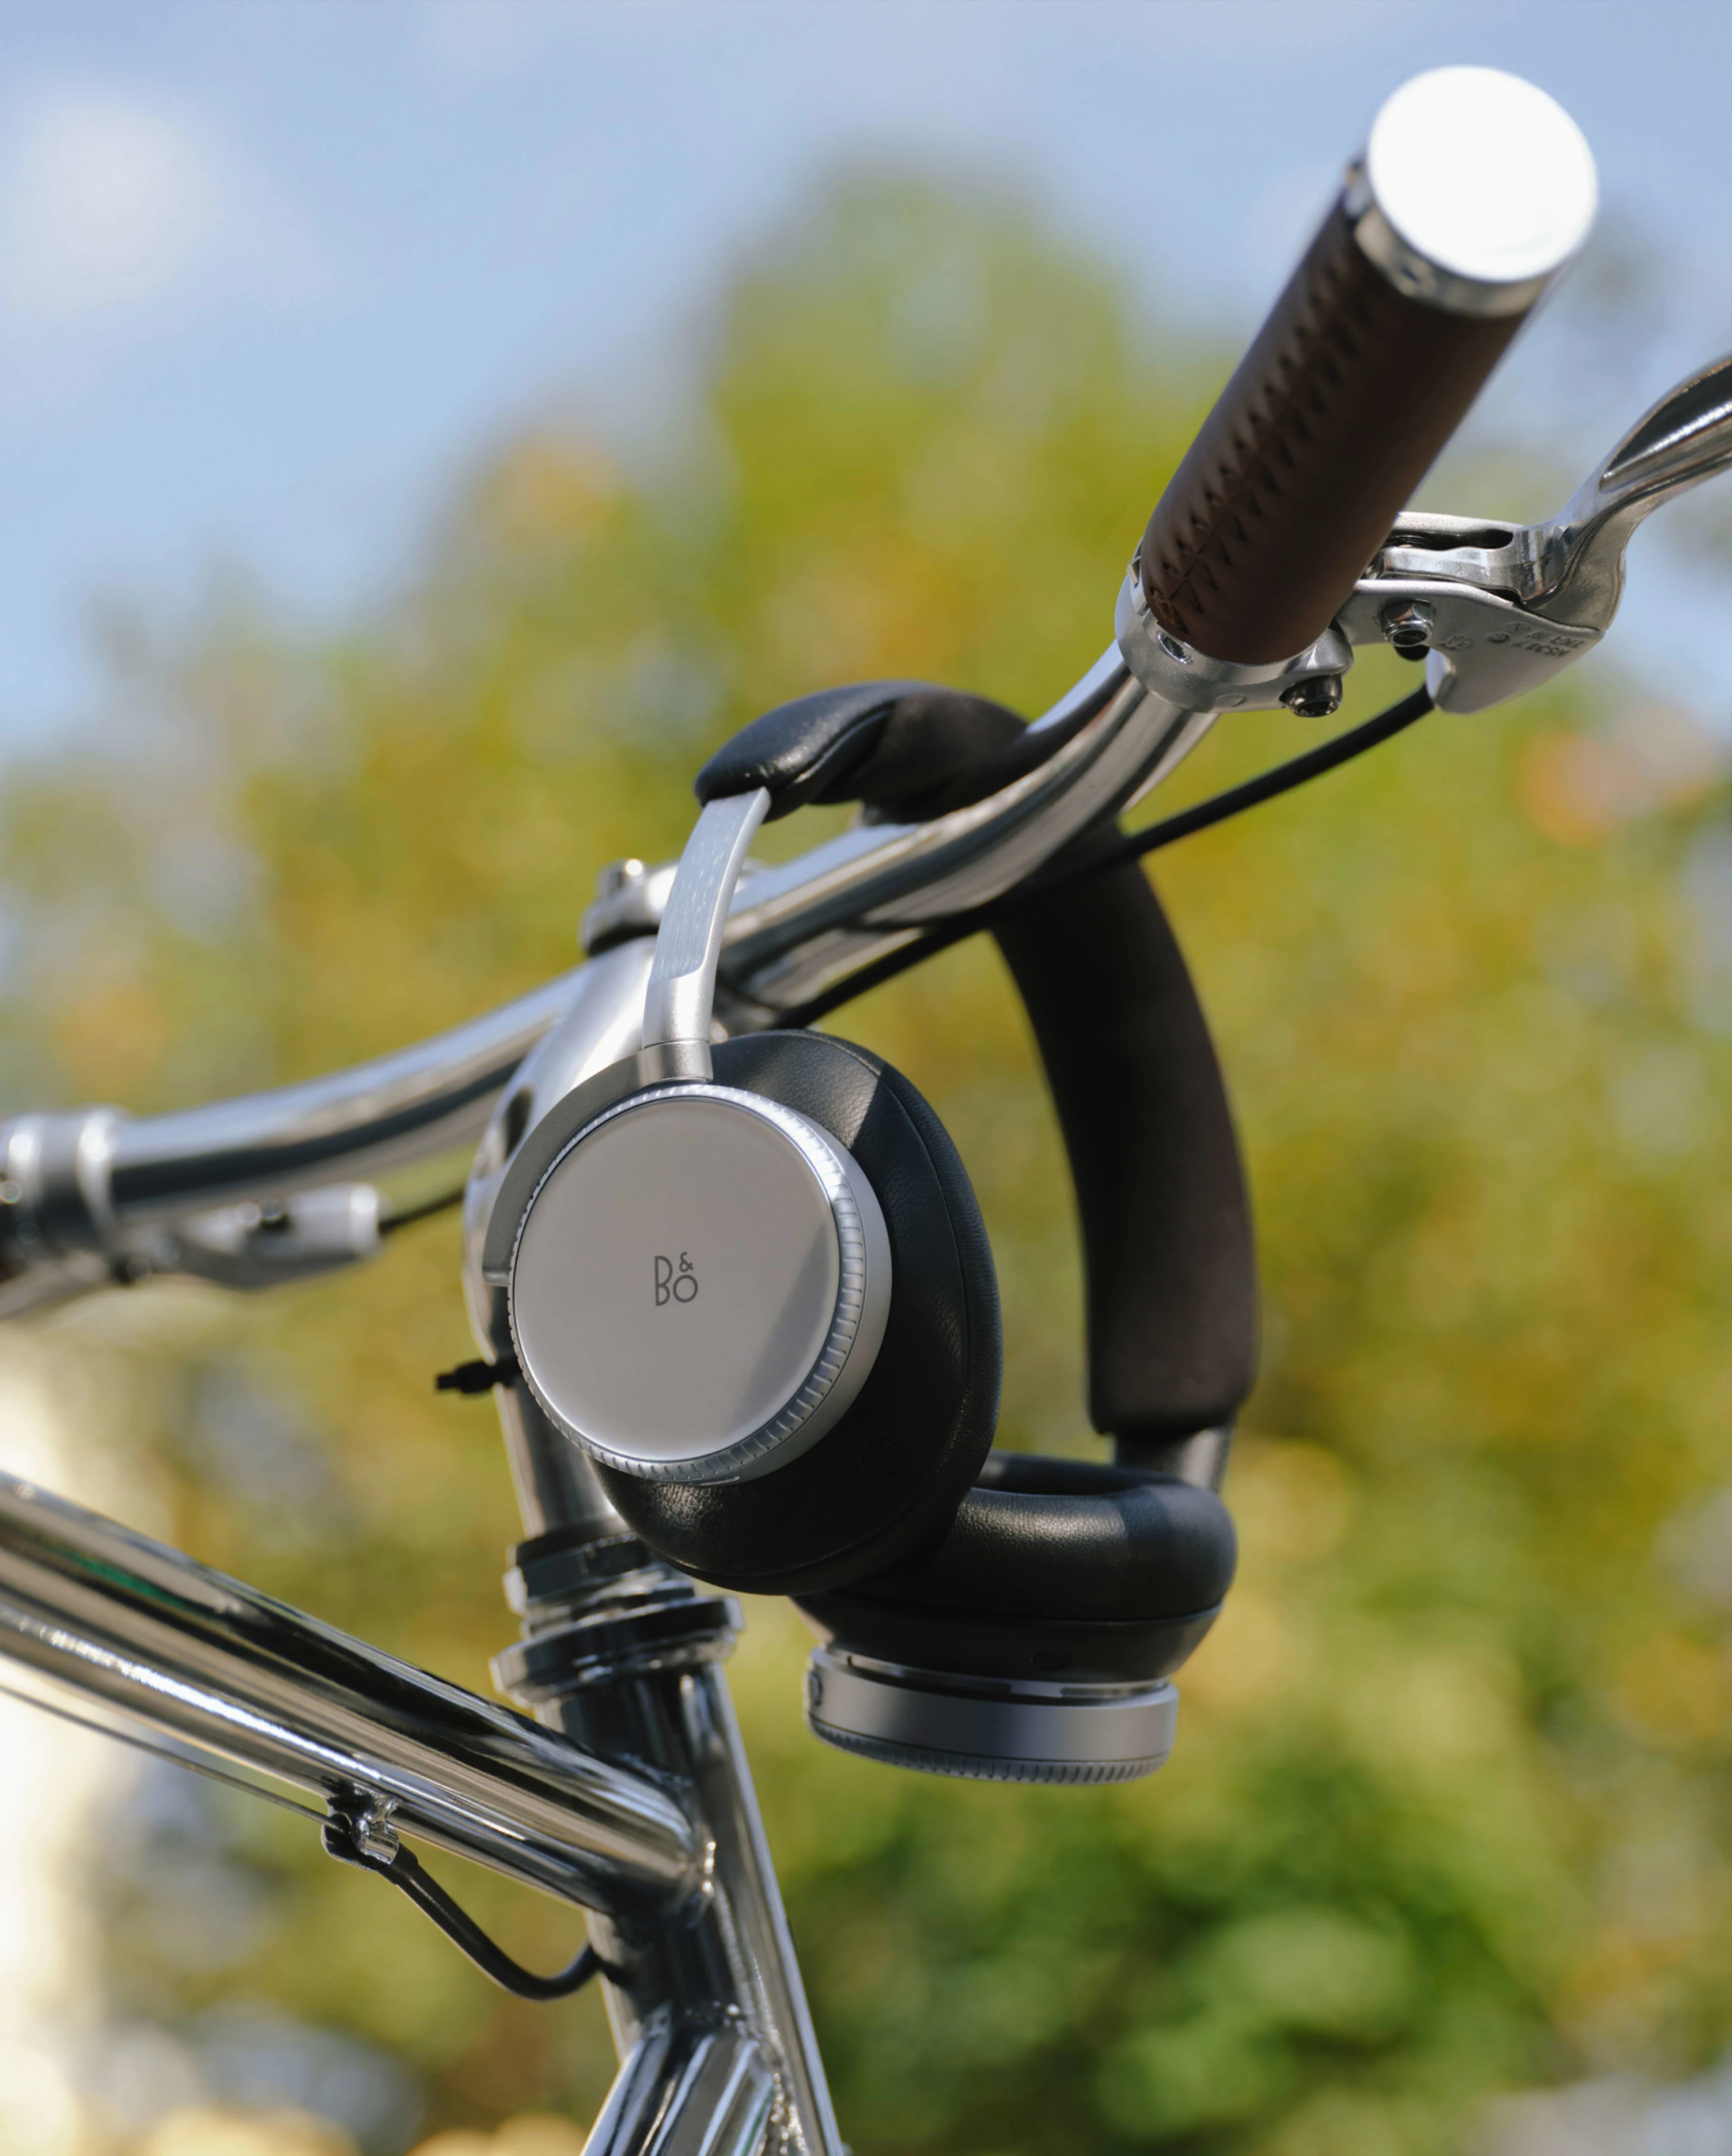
<box><xmin>1281</xmin><ymin>675</ymin><xmax>1344</xmax><ymax>719</ymax></box>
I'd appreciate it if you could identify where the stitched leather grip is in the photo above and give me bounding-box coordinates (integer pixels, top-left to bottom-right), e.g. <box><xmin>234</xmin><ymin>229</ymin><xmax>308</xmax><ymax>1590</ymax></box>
<box><xmin>1137</xmin><ymin>199</ymin><xmax>1529</xmax><ymax>664</ymax></box>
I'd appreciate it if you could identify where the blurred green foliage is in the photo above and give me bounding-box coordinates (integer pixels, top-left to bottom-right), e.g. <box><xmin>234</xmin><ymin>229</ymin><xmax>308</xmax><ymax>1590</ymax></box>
<box><xmin>2</xmin><ymin>176</ymin><xmax>1727</xmax><ymax>2154</ymax></box>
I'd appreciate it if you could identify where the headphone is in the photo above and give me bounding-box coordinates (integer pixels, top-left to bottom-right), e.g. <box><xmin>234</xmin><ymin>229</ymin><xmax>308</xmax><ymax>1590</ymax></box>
<box><xmin>481</xmin><ymin>682</ymin><xmax>1257</xmax><ymax>1783</ymax></box>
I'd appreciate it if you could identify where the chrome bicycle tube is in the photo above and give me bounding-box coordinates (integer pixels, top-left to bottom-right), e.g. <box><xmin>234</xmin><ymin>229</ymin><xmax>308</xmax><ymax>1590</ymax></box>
<box><xmin>0</xmin><ymin>1472</ymin><xmax>701</xmax><ymax>1919</ymax></box>
<box><xmin>46</xmin><ymin>965</ymin><xmax>582</xmax><ymax>1219</ymax></box>
<box><xmin>581</xmin><ymin>2022</ymin><xmax>776</xmax><ymax>2156</ymax></box>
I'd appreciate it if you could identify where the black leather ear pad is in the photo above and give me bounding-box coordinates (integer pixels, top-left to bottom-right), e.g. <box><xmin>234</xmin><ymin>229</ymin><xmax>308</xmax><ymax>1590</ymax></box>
<box><xmin>590</xmin><ymin>1031</ymin><xmax>1002</xmax><ymax>1598</ymax></box>
<box><xmin>993</xmin><ymin>858</ymin><xmax>1258</xmax><ymax>1465</ymax></box>
<box><xmin>796</xmin><ymin>1450</ymin><xmax>1237</xmax><ymax>1685</ymax></box>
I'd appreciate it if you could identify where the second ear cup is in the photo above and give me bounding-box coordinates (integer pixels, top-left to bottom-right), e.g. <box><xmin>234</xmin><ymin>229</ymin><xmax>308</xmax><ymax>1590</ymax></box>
<box><xmin>591</xmin><ymin>1032</ymin><xmax>1002</xmax><ymax>1597</ymax></box>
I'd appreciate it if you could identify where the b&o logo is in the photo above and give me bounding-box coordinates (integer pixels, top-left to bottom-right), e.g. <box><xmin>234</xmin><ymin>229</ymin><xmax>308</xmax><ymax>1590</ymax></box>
<box><xmin>654</xmin><ymin>1253</ymin><xmax>699</xmax><ymax>1306</ymax></box>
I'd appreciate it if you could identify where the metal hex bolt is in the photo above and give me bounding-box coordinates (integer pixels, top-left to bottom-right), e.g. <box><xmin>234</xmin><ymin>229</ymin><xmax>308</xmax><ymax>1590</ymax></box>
<box><xmin>1281</xmin><ymin>675</ymin><xmax>1345</xmax><ymax>719</ymax></box>
<box><xmin>594</xmin><ymin>858</ymin><xmax>647</xmax><ymax>902</ymax></box>
<box><xmin>1380</xmin><ymin>599</ymin><xmax>1436</xmax><ymax>658</ymax></box>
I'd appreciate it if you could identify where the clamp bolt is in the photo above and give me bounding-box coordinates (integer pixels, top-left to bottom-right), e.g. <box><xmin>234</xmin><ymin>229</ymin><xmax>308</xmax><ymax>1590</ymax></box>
<box><xmin>594</xmin><ymin>858</ymin><xmax>648</xmax><ymax>902</ymax></box>
<box><xmin>1280</xmin><ymin>675</ymin><xmax>1344</xmax><ymax>720</ymax></box>
<box><xmin>1379</xmin><ymin>600</ymin><xmax>1436</xmax><ymax>659</ymax></box>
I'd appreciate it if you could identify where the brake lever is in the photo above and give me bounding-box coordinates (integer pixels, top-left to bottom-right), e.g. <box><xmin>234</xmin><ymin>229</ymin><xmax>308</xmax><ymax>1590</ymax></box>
<box><xmin>1339</xmin><ymin>351</ymin><xmax>1732</xmax><ymax>711</ymax></box>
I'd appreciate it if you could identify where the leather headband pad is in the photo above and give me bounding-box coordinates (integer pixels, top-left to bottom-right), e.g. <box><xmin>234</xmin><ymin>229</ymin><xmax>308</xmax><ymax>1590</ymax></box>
<box><xmin>694</xmin><ymin>680</ymin><xmax>1027</xmax><ymax>822</ymax></box>
<box><xmin>993</xmin><ymin>859</ymin><xmax>1258</xmax><ymax>1455</ymax></box>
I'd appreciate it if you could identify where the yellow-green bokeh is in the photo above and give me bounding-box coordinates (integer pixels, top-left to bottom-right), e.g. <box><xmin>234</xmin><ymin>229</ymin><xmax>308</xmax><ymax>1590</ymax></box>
<box><xmin>1</xmin><ymin>175</ymin><xmax>1725</xmax><ymax>2155</ymax></box>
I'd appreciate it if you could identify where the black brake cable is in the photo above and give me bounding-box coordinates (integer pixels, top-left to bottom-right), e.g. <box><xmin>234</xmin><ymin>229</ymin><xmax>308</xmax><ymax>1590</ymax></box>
<box><xmin>783</xmin><ymin>682</ymin><xmax>1434</xmax><ymax>1028</ymax></box>
<box><xmin>1080</xmin><ymin>679</ymin><xmax>1433</xmax><ymax>877</ymax></box>
<box><xmin>321</xmin><ymin>1808</ymin><xmax>603</xmax><ymax>2001</ymax></box>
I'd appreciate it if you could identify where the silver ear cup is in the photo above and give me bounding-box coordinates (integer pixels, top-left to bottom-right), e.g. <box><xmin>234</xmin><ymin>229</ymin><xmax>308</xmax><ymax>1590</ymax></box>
<box><xmin>507</xmin><ymin>1085</ymin><xmax>892</xmax><ymax>1485</ymax></box>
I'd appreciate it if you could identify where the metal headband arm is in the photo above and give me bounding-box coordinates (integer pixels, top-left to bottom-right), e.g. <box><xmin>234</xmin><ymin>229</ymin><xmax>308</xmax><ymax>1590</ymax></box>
<box><xmin>639</xmin><ymin>786</ymin><xmax>772</xmax><ymax>1080</ymax></box>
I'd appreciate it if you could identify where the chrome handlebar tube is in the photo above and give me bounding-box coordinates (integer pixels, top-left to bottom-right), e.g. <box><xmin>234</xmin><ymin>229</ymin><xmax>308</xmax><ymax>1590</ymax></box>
<box><xmin>0</xmin><ymin>968</ymin><xmax>585</xmax><ymax>1317</ymax></box>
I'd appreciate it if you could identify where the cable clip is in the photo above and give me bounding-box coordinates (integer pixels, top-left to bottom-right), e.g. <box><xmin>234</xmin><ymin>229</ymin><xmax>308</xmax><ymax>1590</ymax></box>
<box><xmin>321</xmin><ymin>1795</ymin><xmax>601</xmax><ymax>2001</ymax></box>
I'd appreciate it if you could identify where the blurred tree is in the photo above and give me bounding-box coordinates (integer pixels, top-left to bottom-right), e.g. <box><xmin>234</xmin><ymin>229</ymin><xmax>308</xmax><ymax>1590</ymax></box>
<box><xmin>0</xmin><ymin>174</ymin><xmax>1726</xmax><ymax>2155</ymax></box>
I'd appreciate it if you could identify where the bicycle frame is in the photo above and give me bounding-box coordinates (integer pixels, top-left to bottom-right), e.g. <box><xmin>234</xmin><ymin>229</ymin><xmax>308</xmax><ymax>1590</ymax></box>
<box><xmin>1</xmin><ymin>351</ymin><xmax>1727</xmax><ymax>2152</ymax></box>
<box><xmin>2</xmin><ymin>644</ymin><xmax>1202</xmax><ymax>2156</ymax></box>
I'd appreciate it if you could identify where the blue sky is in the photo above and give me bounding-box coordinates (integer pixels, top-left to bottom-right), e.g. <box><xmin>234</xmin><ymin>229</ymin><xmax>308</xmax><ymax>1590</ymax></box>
<box><xmin>0</xmin><ymin>0</ymin><xmax>1727</xmax><ymax>748</ymax></box>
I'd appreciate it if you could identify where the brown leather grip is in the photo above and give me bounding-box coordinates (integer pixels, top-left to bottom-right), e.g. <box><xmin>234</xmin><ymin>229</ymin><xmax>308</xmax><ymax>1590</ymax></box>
<box><xmin>1138</xmin><ymin>199</ymin><xmax>1528</xmax><ymax>664</ymax></box>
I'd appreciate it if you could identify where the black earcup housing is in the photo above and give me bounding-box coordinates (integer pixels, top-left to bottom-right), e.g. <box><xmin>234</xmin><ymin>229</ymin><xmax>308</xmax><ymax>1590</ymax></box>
<box><xmin>591</xmin><ymin>1032</ymin><xmax>1002</xmax><ymax>1598</ymax></box>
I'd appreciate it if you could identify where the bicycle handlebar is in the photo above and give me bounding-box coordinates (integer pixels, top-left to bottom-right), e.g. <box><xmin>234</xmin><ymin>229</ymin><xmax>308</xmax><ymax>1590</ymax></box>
<box><xmin>10</xmin><ymin>70</ymin><xmax>1729</xmax><ymax>1316</ymax></box>
<box><xmin>1138</xmin><ymin>68</ymin><xmax>1597</xmax><ymax>663</ymax></box>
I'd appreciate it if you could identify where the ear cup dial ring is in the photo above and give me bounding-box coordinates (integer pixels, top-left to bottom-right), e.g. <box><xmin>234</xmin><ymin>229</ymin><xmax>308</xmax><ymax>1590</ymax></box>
<box><xmin>507</xmin><ymin>1085</ymin><xmax>891</xmax><ymax>1486</ymax></box>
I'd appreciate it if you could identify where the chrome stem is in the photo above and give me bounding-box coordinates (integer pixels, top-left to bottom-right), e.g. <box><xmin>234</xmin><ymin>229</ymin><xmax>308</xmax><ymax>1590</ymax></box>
<box><xmin>547</xmin><ymin>1665</ymin><xmax>838</xmax><ymax>2156</ymax></box>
